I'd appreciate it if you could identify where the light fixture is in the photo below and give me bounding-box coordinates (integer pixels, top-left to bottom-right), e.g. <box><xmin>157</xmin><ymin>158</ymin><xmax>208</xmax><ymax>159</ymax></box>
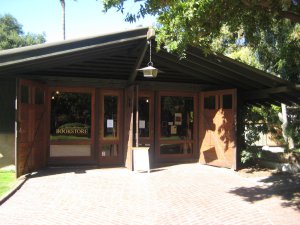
<box><xmin>138</xmin><ymin>63</ymin><xmax>158</xmax><ymax>78</ymax></box>
<box><xmin>138</xmin><ymin>31</ymin><xmax>158</xmax><ymax>78</ymax></box>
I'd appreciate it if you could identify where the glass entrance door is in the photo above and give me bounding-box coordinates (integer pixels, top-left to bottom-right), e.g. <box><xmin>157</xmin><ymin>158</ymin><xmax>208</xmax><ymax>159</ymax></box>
<box><xmin>49</xmin><ymin>88</ymin><xmax>95</xmax><ymax>163</ymax></box>
<box><xmin>137</xmin><ymin>91</ymin><xmax>154</xmax><ymax>146</ymax></box>
<box><xmin>98</xmin><ymin>89</ymin><xmax>123</xmax><ymax>165</ymax></box>
<box><xmin>157</xmin><ymin>92</ymin><xmax>197</xmax><ymax>159</ymax></box>
<box><xmin>135</xmin><ymin>91</ymin><xmax>154</xmax><ymax>162</ymax></box>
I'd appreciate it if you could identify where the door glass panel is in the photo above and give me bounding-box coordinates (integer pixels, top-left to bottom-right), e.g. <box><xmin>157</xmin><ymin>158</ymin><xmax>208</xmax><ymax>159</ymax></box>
<box><xmin>204</xmin><ymin>96</ymin><xmax>216</xmax><ymax>109</ymax></box>
<box><xmin>138</xmin><ymin>97</ymin><xmax>150</xmax><ymax>138</ymax></box>
<box><xmin>21</xmin><ymin>85</ymin><xmax>29</xmax><ymax>104</ymax></box>
<box><xmin>35</xmin><ymin>88</ymin><xmax>44</xmax><ymax>105</ymax></box>
<box><xmin>50</xmin><ymin>92</ymin><xmax>91</xmax><ymax>140</ymax></box>
<box><xmin>160</xmin><ymin>96</ymin><xmax>194</xmax><ymax>141</ymax></box>
<box><xmin>101</xmin><ymin>144</ymin><xmax>118</xmax><ymax>157</ymax></box>
<box><xmin>103</xmin><ymin>96</ymin><xmax>118</xmax><ymax>139</ymax></box>
<box><xmin>160</xmin><ymin>143</ymin><xmax>193</xmax><ymax>154</ymax></box>
<box><xmin>222</xmin><ymin>94</ymin><xmax>232</xmax><ymax>109</ymax></box>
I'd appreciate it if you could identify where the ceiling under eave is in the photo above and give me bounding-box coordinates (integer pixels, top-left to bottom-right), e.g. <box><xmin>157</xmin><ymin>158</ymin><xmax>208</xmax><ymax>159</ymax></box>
<box><xmin>0</xmin><ymin>27</ymin><xmax>299</xmax><ymax>105</ymax></box>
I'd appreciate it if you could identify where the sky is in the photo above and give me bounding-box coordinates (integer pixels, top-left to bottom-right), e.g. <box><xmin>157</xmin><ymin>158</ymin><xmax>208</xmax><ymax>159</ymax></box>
<box><xmin>0</xmin><ymin>0</ymin><xmax>156</xmax><ymax>43</ymax></box>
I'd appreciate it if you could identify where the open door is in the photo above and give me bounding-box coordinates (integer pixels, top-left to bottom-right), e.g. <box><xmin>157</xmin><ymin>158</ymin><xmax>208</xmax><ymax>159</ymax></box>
<box><xmin>16</xmin><ymin>79</ymin><xmax>48</xmax><ymax>177</ymax></box>
<box><xmin>199</xmin><ymin>89</ymin><xmax>237</xmax><ymax>169</ymax></box>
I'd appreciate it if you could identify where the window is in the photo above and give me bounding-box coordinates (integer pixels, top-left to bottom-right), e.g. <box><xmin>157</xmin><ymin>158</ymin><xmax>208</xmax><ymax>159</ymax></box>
<box><xmin>35</xmin><ymin>88</ymin><xmax>44</xmax><ymax>105</ymax></box>
<box><xmin>99</xmin><ymin>90</ymin><xmax>122</xmax><ymax>159</ymax></box>
<box><xmin>50</xmin><ymin>92</ymin><xmax>91</xmax><ymax>141</ymax></box>
<box><xmin>103</xmin><ymin>96</ymin><xmax>118</xmax><ymax>139</ymax></box>
<box><xmin>222</xmin><ymin>94</ymin><xmax>232</xmax><ymax>109</ymax></box>
<box><xmin>21</xmin><ymin>85</ymin><xmax>29</xmax><ymax>104</ymax></box>
<box><xmin>138</xmin><ymin>97</ymin><xmax>150</xmax><ymax>138</ymax></box>
<box><xmin>204</xmin><ymin>96</ymin><xmax>216</xmax><ymax>109</ymax></box>
<box><xmin>160</xmin><ymin>95</ymin><xmax>194</xmax><ymax>155</ymax></box>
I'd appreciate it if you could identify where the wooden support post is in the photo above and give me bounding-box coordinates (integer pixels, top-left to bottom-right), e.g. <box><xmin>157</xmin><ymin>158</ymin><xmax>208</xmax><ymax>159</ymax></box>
<box><xmin>236</xmin><ymin>92</ymin><xmax>245</xmax><ymax>170</ymax></box>
<box><xmin>135</xmin><ymin>85</ymin><xmax>139</xmax><ymax>147</ymax></box>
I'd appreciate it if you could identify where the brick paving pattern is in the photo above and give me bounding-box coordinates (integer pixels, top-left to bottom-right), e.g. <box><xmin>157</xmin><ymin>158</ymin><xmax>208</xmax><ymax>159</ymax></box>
<box><xmin>0</xmin><ymin>164</ymin><xmax>299</xmax><ymax>225</ymax></box>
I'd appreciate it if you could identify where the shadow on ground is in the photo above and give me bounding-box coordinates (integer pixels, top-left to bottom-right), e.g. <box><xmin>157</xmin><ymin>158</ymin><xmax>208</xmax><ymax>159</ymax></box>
<box><xmin>27</xmin><ymin>164</ymin><xmax>169</xmax><ymax>178</ymax></box>
<box><xmin>230</xmin><ymin>172</ymin><xmax>300</xmax><ymax>210</ymax></box>
<box><xmin>28</xmin><ymin>166</ymin><xmax>95</xmax><ymax>179</ymax></box>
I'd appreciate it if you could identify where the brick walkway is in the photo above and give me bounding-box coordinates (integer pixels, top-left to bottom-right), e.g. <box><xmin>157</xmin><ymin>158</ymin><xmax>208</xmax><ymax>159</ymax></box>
<box><xmin>0</xmin><ymin>164</ymin><xmax>299</xmax><ymax>225</ymax></box>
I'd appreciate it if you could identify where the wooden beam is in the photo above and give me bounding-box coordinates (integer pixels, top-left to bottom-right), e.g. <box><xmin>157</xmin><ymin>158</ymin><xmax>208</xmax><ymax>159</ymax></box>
<box><xmin>135</xmin><ymin>85</ymin><xmax>139</xmax><ymax>147</ymax></box>
<box><xmin>235</xmin><ymin>93</ymin><xmax>245</xmax><ymax>170</ymax></box>
<box><xmin>242</xmin><ymin>86</ymin><xmax>300</xmax><ymax>100</ymax></box>
<box><xmin>25</xmin><ymin>75</ymin><xmax>127</xmax><ymax>87</ymax></box>
<box><xmin>269</xmin><ymin>94</ymin><xmax>295</xmax><ymax>106</ymax></box>
<box><xmin>155</xmin><ymin>52</ymin><xmax>237</xmax><ymax>86</ymax></box>
<box><xmin>127</xmin><ymin>41</ymin><xmax>148</xmax><ymax>85</ymax></box>
<box><xmin>135</xmin><ymin>80</ymin><xmax>216</xmax><ymax>91</ymax></box>
<box><xmin>153</xmin><ymin>54</ymin><xmax>216</xmax><ymax>83</ymax></box>
<box><xmin>274</xmin><ymin>93</ymin><xmax>300</xmax><ymax>105</ymax></box>
<box><xmin>53</xmin><ymin>66</ymin><xmax>132</xmax><ymax>73</ymax></box>
<box><xmin>187</xmin><ymin>47</ymin><xmax>290</xmax><ymax>88</ymax></box>
<box><xmin>186</xmin><ymin>50</ymin><xmax>266</xmax><ymax>89</ymax></box>
<box><xmin>157</xmin><ymin>50</ymin><xmax>262</xmax><ymax>89</ymax></box>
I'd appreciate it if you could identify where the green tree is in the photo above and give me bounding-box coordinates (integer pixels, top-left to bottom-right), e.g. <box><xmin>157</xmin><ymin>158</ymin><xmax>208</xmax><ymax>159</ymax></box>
<box><xmin>102</xmin><ymin>1</ymin><xmax>300</xmax><ymax>48</ymax></box>
<box><xmin>103</xmin><ymin>0</ymin><xmax>300</xmax><ymax>81</ymax></box>
<box><xmin>0</xmin><ymin>14</ymin><xmax>45</xmax><ymax>50</ymax></box>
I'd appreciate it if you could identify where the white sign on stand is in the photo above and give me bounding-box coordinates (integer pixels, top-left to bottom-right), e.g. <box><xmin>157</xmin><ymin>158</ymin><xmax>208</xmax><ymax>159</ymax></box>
<box><xmin>132</xmin><ymin>147</ymin><xmax>150</xmax><ymax>173</ymax></box>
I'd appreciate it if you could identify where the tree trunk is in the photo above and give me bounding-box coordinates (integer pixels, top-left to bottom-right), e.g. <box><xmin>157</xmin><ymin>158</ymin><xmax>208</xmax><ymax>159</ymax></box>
<box><xmin>279</xmin><ymin>103</ymin><xmax>295</xmax><ymax>150</ymax></box>
<box><xmin>60</xmin><ymin>0</ymin><xmax>65</xmax><ymax>40</ymax></box>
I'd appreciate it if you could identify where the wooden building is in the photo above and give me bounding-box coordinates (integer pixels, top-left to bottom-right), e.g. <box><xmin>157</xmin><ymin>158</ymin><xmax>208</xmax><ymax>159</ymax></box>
<box><xmin>0</xmin><ymin>27</ymin><xmax>299</xmax><ymax>177</ymax></box>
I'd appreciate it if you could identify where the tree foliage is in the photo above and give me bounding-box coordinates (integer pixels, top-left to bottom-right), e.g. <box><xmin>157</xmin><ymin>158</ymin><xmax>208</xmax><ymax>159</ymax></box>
<box><xmin>255</xmin><ymin>21</ymin><xmax>300</xmax><ymax>81</ymax></box>
<box><xmin>212</xmin><ymin>20</ymin><xmax>300</xmax><ymax>81</ymax></box>
<box><xmin>241</xmin><ymin>105</ymin><xmax>283</xmax><ymax>164</ymax></box>
<box><xmin>0</xmin><ymin>14</ymin><xmax>46</xmax><ymax>50</ymax></box>
<box><xmin>286</xmin><ymin>106</ymin><xmax>300</xmax><ymax>146</ymax></box>
<box><xmin>103</xmin><ymin>0</ymin><xmax>300</xmax><ymax>48</ymax></box>
<box><xmin>103</xmin><ymin>0</ymin><xmax>300</xmax><ymax>81</ymax></box>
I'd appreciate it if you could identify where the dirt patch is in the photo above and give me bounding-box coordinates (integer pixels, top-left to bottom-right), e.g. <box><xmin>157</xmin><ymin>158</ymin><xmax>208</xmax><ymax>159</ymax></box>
<box><xmin>238</xmin><ymin>166</ymin><xmax>300</xmax><ymax>179</ymax></box>
<box><xmin>237</xmin><ymin>167</ymin><xmax>278</xmax><ymax>178</ymax></box>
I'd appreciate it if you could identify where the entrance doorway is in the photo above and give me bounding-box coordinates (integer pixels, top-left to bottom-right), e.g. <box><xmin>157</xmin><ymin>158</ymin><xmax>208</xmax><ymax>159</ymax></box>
<box><xmin>17</xmin><ymin>81</ymin><xmax>237</xmax><ymax>174</ymax></box>
<box><xmin>48</xmin><ymin>88</ymin><xmax>123</xmax><ymax>166</ymax></box>
<box><xmin>135</xmin><ymin>91</ymin><xmax>155</xmax><ymax>162</ymax></box>
<box><xmin>156</xmin><ymin>92</ymin><xmax>197</xmax><ymax>161</ymax></box>
<box><xmin>49</xmin><ymin>88</ymin><xmax>95</xmax><ymax>164</ymax></box>
<box><xmin>98</xmin><ymin>89</ymin><xmax>123</xmax><ymax>165</ymax></box>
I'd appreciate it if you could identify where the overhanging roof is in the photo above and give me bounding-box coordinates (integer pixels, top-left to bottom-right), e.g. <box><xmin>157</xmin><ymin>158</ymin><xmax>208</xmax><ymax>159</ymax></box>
<box><xmin>0</xmin><ymin>27</ymin><xmax>299</xmax><ymax>105</ymax></box>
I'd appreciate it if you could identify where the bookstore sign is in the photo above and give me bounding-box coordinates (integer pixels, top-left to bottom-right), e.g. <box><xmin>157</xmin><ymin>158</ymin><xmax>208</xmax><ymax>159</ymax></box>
<box><xmin>56</xmin><ymin>127</ymin><xmax>89</xmax><ymax>136</ymax></box>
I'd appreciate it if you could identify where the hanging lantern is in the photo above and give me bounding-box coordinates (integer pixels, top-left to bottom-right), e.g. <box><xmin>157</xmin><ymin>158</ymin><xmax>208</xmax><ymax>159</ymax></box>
<box><xmin>138</xmin><ymin>62</ymin><xmax>158</xmax><ymax>78</ymax></box>
<box><xmin>138</xmin><ymin>34</ymin><xmax>158</xmax><ymax>78</ymax></box>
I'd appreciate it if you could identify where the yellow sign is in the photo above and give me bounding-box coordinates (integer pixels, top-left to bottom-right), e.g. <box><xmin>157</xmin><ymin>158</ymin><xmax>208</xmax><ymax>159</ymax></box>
<box><xmin>56</xmin><ymin>128</ymin><xmax>88</xmax><ymax>135</ymax></box>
